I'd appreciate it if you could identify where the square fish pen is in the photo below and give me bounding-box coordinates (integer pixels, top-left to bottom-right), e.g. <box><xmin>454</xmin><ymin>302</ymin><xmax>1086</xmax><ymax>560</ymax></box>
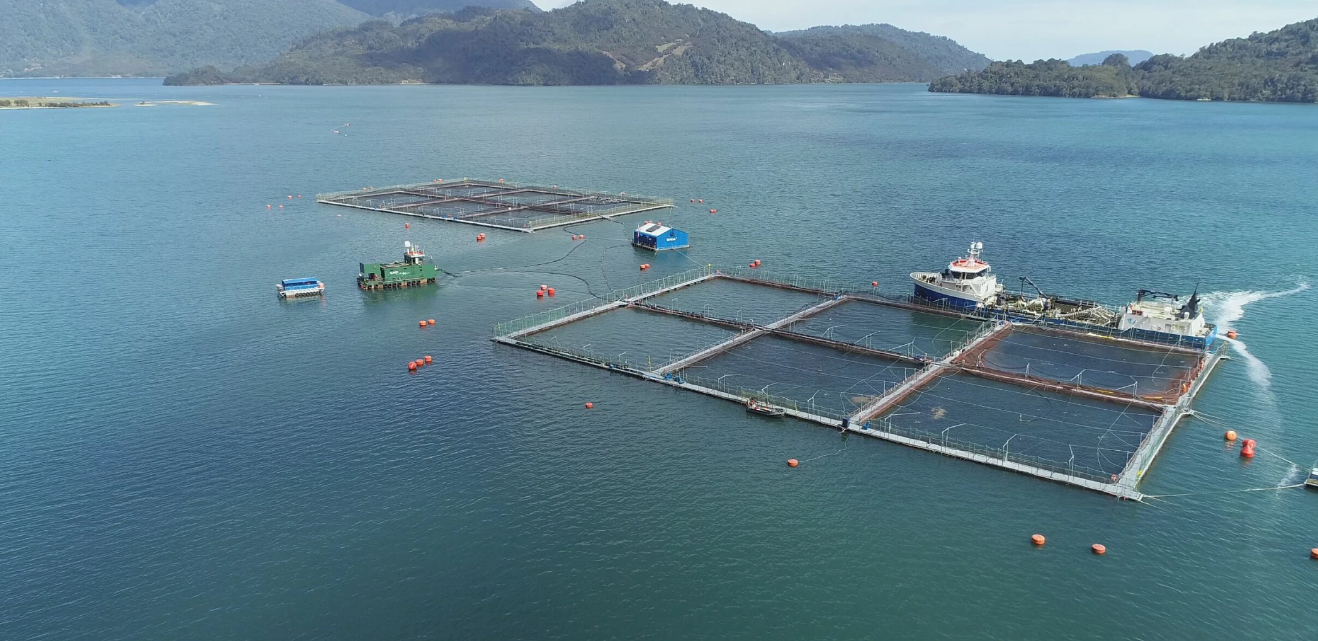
<box><xmin>317</xmin><ymin>178</ymin><xmax>674</xmax><ymax>232</ymax></box>
<box><xmin>493</xmin><ymin>267</ymin><xmax>1228</xmax><ymax>500</ymax></box>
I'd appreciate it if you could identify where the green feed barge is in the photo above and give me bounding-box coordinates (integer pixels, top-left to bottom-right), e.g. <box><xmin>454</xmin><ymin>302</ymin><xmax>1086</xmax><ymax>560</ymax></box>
<box><xmin>358</xmin><ymin>242</ymin><xmax>440</xmax><ymax>290</ymax></box>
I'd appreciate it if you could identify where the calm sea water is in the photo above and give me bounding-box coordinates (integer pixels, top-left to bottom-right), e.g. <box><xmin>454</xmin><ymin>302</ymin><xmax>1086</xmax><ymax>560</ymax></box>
<box><xmin>2</xmin><ymin>79</ymin><xmax>1316</xmax><ymax>640</ymax></box>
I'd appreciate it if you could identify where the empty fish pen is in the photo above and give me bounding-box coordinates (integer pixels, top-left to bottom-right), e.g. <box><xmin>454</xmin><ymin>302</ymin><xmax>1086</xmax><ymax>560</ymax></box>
<box><xmin>491</xmin><ymin>266</ymin><xmax>1229</xmax><ymax>500</ymax></box>
<box><xmin>317</xmin><ymin>178</ymin><xmax>674</xmax><ymax>232</ymax></box>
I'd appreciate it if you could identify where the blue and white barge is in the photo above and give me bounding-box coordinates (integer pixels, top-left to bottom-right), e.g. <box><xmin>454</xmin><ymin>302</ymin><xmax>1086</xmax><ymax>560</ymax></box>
<box><xmin>276</xmin><ymin>277</ymin><xmax>325</xmax><ymax>298</ymax></box>
<box><xmin>633</xmin><ymin>222</ymin><xmax>689</xmax><ymax>251</ymax></box>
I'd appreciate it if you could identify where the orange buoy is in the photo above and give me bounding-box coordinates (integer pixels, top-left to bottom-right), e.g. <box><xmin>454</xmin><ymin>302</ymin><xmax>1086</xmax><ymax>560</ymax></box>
<box><xmin>297</xmin><ymin>195</ymin><xmax>302</xmax><ymax>198</ymax></box>
<box><xmin>749</xmin><ymin>262</ymin><xmax>756</xmax><ymax>267</ymax></box>
<box><xmin>787</xmin><ymin>459</ymin><xmax>799</xmax><ymax>468</ymax></box>
<box><xmin>754</xmin><ymin>260</ymin><xmax>761</xmax><ymax>266</ymax></box>
<box><xmin>419</xmin><ymin>320</ymin><xmax>427</xmax><ymax>327</ymax></box>
<box><xmin>408</xmin><ymin>362</ymin><xmax>417</xmax><ymax>371</ymax></box>
<box><xmin>266</xmin><ymin>204</ymin><xmax>272</xmax><ymax>209</ymax></box>
<box><xmin>536</xmin><ymin>290</ymin><xmax>544</xmax><ymax>298</ymax></box>
<box><xmin>547</xmin><ymin>287</ymin><xmax>555</xmax><ymax>297</ymax></box>
<box><xmin>1227</xmin><ymin>330</ymin><xmax>1238</xmax><ymax>339</ymax></box>
<box><xmin>428</xmin><ymin>319</ymin><xmax>436</xmax><ymax>325</ymax></box>
<box><xmin>1225</xmin><ymin>430</ymin><xmax>1237</xmax><ymax>441</ymax></box>
<box><xmin>405</xmin><ymin>223</ymin><xmax>410</xmax><ymax>229</ymax></box>
<box><xmin>585</xmin><ymin>402</ymin><xmax>594</xmax><ymax>409</ymax></box>
<box><xmin>1092</xmin><ymin>544</ymin><xmax>1106</xmax><ymax>555</ymax></box>
<box><xmin>871</xmin><ymin>281</ymin><xmax>878</xmax><ymax>287</ymax></box>
<box><xmin>1238</xmin><ymin>437</ymin><xmax>1260</xmax><ymax>458</ymax></box>
<box><xmin>287</xmin><ymin>195</ymin><xmax>292</xmax><ymax>199</ymax></box>
<box><xmin>698</xmin><ymin>199</ymin><xmax>703</xmax><ymax>203</ymax></box>
<box><xmin>414</xmin><ymin>359</ymin><xmax>424</xmax><ymax>368</ymax></box>
<box><xmin>424</xmin><ymin>355</ymin><xmax>433</xmax><ymax>363</ymax></box>
<box><xmin>710</xmin><ymin>209</ymin><xmax>717</xmax><ymax>214</ymax></box>
<box><xmin>1031</xmin><ymin>534</ymin><xmax>1046</xmax><ymax>546</ymax></box>
<box><xmin>690</xmin><ymin>199</ymin><xmax>695</xmax><ymax>203</ymax></box>
<box><xmin>1310</xmin><ymin>548</ymin><xmax>1318</xmax><ymax>560</ymax></box>
<box><xmin>541</xmin><ymin>284</ymin><xmax>548</xmax><ymax>291</ymax></box>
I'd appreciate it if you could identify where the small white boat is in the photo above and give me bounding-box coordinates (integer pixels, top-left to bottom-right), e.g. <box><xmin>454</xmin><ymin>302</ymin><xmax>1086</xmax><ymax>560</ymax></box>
<box><xmin>276</xmin><ymin>277</ymin><xmax>324</xmax><ymax>298</ymax></box>
<box><xmin>1306</xmin><ymin>463</ymin><xmax>1318</xmax><ymax>489</ymax></box>
<box><xmin>911</xmin><ymin>241</ymin><xmax>1002</xmax><ymax>309</ymax></box>
<box><xmin>746</xmin><ymin>399</ymin><xmax>786</xmax><ymax>418</ymax></box>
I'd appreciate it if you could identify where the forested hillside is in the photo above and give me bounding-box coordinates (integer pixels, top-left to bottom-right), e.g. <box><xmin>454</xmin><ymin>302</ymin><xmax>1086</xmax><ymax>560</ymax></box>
<box><xmin>775</xmin><ymin>24</ymin><xmax>990</xmax><ymax>79</ymax></box>
<box><xmin>930</xmin><ymin>17</ymin><xmax>1318</xmax><ymax>103</ymax></box>
<box><xmin>166</xmin><ymin>0</ymin><xmax>990</xmax><ymax>86</ymax></box>
<box><xmin>0</xmin><ymin>0</ymin><xmax>539</xmax><ymax>77</ymax></box>
<box><xmin>338</xmin><ymin>0</ymin><xmax>537</xmax><ymax>17</ymax></box>
<box><xmin>929</xmin><ymin>54</ymin><xmax>1139</xmax><ymax>98</ymax></box>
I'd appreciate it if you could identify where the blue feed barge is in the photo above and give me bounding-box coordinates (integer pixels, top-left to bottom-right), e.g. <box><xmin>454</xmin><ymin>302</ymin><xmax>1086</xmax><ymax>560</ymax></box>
<box><xmin>276</xmin><ymin>277</ymin><xmax>324</xmax><ymax>298</ymax></box>
<box><xmin>633</xmin><ymin>222</ymin><xmax>689</xmax><ymax>251</ymax></box>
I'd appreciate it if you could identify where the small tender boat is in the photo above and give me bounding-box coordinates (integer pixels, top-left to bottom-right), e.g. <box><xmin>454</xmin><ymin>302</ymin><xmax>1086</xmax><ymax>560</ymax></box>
<box><xmin>276</xmin><ymin>277</ymin><xmax>324</xmax><ymax>298</ymax></box>
<box><xmin>746</xmin><ymin>399</ymin><xmax>786</xmax><ymax>417</ymax></box>
<box><xmin>1306</xmin><ymin>463</ymin><xmax>1318</xmax><ymax>489</ymax></box>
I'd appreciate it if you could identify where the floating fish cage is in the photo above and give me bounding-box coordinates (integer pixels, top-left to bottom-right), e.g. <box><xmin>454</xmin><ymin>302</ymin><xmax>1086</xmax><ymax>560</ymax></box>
<box><xmin>317</xmin><ymin>178</ymin><xmax>674</xmax><ymax>232</ymax></box>
<box><xmin>492</xmin><ymin>266</ymin><xmax>1228</xmax><ymax>501</ymax></box>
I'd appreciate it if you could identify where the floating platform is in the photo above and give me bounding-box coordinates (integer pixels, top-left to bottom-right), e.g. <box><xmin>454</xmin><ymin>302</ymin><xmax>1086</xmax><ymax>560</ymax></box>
<box><xmin>277</xmin><ymin>278</ymin><xmax>324</xmax><ymax>298</ymax></box>
<box><xmin>318</xmin><ymin>179</ymin><xmax>674</xmax><ymax>232</ymax></box>
<box><xmin>359</xmin><ymin>242</ymin><xmax>439</xmax><ymax>290</ymax></box>
<box><xmin>492</xmin><ymin>267</ymin><xmax>1229</xmax><ymax>501</ymax></box>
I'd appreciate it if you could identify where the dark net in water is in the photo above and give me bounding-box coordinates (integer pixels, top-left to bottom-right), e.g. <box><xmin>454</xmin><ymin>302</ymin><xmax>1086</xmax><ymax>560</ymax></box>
<box><xmin>878</xmin><ymin>373</ymin><xmax>1163</xmax><ymax>481</ymax></box>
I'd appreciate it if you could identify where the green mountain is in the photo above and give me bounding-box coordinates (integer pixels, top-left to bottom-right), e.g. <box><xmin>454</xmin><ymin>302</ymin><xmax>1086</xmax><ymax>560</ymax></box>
<box><xmin>1136</xmin><ymin>19</ymin><xmax>1318</xmax><ymax>102</ymax></box>
<box><xmin>775</xmin><ymin>24</ymin><xmax>991</xmax><ymax>80</ymax></box>
<box><xmin>930</xmin><ymin>17</ymin><xmax>1318</xmax><ymax>103</ymax></box>
<box><xmin>0</xmin><ymin>0</ymin><xmax>541</xmax><ymax>77</ymax></box>
<box><xmin>338</xmin><ymin>1</ymin><xmax>538</xmax><ymax>17</ymax></box>
<box><xmin>166</xmin><ymin>0</ymin><xmax>989</xmax><ymax>86</ymax></box>
<box><xmin>1069</xmin><ymin>50</ymin><xmax>1152</xmax><ymax>66</ymax></box>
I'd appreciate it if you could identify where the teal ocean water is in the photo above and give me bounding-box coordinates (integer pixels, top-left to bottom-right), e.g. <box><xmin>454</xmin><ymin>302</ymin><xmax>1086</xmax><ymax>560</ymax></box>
<box><xmin>2</xmin><ymin>79</ymin><xmax>1316</xmax><ymax>640</ymax></box>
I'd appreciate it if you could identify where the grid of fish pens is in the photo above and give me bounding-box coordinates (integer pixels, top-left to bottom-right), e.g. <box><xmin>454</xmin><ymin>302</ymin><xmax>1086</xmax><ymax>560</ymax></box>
<box><xmin>493</xmin><ymin>268</ymin><xmax>1210</xmax><ymax>496</ymax></box>
<box><xmin>317</xmin><ymin>179</ymin><xmax>674</xmax><ymax>231</ymax></box>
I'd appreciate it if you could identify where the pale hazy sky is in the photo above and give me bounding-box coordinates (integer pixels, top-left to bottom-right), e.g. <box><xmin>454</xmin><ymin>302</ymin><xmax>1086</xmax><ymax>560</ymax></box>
<box><xmin>541</xmin><ymin>0</ymin><xmax>1318</xmax><ymax>61</ymax></box>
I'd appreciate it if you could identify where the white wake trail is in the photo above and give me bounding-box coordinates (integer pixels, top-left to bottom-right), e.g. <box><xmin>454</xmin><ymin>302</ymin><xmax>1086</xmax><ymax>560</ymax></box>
<box><xmin>1202</xmin><ymin>282</ymin><xmax>1310</xmax><ymax>389</ymax></box>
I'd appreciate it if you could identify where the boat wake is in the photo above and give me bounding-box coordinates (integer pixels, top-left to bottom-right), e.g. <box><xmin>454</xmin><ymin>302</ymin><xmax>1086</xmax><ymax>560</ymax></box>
<box><xmin>1203</xmin><ymin>282</ymin><xmax>1309</xmax><ymax>390</ymax></box>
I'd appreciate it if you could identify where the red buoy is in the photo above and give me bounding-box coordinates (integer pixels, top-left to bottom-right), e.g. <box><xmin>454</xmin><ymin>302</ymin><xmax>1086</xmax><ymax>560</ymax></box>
<box><xmin>787</xmin><ymin>459</ymin><xmax>799</xmax><ymax>468</ymax></box>
<box><xmin>710</xmin><ymin>209</ymin><xmax>717</xmax><ymax>214</ymax></box>
<box><xmin>1031</xmin><ymin>534</ymin><xmax>1046</xmax><ymax>546</ymax></box>
<box><xmin>585</xmin><ymin>402</ymin><xmax>594</xmax><ymax>409</ymax></box>
<box><xmin>536</xmin><ymin>290</ymin><xmax>544</xmax><ymax>298</ymax></box>
<box><xmin>1092</xmin><ymin>544</ymin><xmax>1107</xmax><ymax>555</ymax></box>
<box><xmin>428</xmin><ymin>319</ymin><xmax>436</xmax><ymax>326</ymax></box>
<box><xmin>408</xmin><ymin>362</ymin><xmax>417</xmax><ymax>371</ymax></box>
<box><xmin>547</xmin><ymin>287</ymin><xmax>555</xmax><ymax>297</ymax></box>
<box><xmin>1311</xmin><ymin>548</ymin><xmax>1318</xmax><ymax>560</ymax></box>
<box><xmin>424</xmin><ymin>355</ymin><xmax>433</xmax><ymax>363</ymax></box>
<box><xmin>419</xmin><ymin>320</ymin><xmax>427</xmax><ymax>328</ymax></box>
<box><xmin>405</xmin><ymin>223</ymin><xmax>410</xmax><ymax>229</ymax></box>
<box><xmin>871</xmin><ymin>281</ymin><xmax>878</xmax><ymax>287</ymax></box>
<box><xmin>690</xmin><ymin>199</ymin><xmax>695</xmax><ymax>203</ymax></box>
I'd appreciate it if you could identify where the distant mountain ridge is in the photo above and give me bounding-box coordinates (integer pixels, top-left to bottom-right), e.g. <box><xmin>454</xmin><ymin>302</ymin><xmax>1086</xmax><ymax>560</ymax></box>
<box><xmin>166</xmin><ymin>0</ymin><xmax>990</xmax><ymax>86</ymax></box>
<box><xmin>1069</xmin><ymin>50</ymin><xmax>1152</xmax><ymax>66</ymax></box>
<box><xmin>0</xmin><ymin>0</ymin><xmax>539</xmax><ymax>77</ymax></box>
<box><xmin>338</xmin><ymin>0</ymin><xmax>538</xmax><ymax>17</ymax></box>
<box><xmin>930</xmin><ymin>17</ymin><xmax>1318</xmax><ymax>103</ymax></box>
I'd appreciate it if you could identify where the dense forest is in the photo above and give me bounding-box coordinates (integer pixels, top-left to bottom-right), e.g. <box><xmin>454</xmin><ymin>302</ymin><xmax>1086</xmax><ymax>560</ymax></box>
<box><xmin>929</xmin><ymin>54</ymin><xmax>1139</xmax><ymax>98</ymax></box>
<box><xmin>0</xmin><ymin>0</ymin><xmax>537</xmax><ymax>77</ymax></box>
<box><xmin>166</xmin><ymin>0</ymin><xmax>989</xmax><ymax>86</ymax></box>
<box><xmin>931</xmin><ymin>17</ymin><xmax>1318</xmax><ymax>103</ymax></box>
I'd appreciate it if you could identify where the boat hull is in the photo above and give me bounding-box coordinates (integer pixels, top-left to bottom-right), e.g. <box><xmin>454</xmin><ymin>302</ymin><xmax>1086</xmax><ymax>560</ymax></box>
<box><xmin>913</xmin><ymin>281</ymin><xmax>983</xmax><ymax>310</ymax></box>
